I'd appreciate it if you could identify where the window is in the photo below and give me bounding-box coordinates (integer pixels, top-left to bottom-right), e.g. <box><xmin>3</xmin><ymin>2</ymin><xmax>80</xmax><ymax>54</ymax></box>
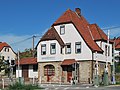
<box><xmin>44</xmin><ymin>65</ymin><xmax>55</xmax><ymax>76</ymax></box>
<box><xmin>4</xmin><ymin>48</ymin><xmax>7</xmax><ymax>52</ymax></box>
<box><xmin>50</xmin><ymin>43</ymin><xmax>56</xmax><ymax>54</ymax></box>
<box><xmin>66</xmin><ymin>43</ymin><xmax>71</xmax><ymax>54</ymax></box>
<box><xmin>41</xmin><ymin>44</ymin><xmax>46</xmax><ymax>55</ymax></box>
<box><xmin>60</xmin><ymin>25</ymin><xmax>65</xmax><ymax>35</ymax></box>
<box><xmin>11</xmin><ymin>60</ymin><xmax>15</xmax><ymax>65</ymax></box>
<box><xmin>105</xmin><ymin>45</ymin><xmax>110</xmax><ymax>56</ymax></box>
<box><xmin>33</xmin><ymin>64</ymin><xmax>38</xmax><ymax>72</ymax></box>
<box><xmin>61</xmin><ymin>47</ymin><xmax>63</xmax><ymax>54</ymax></box>
<box><xmin>105</xmin><ymin>45</ymin><xmax>107</xmax><ymax>56</ymax></box>
<box><xmin>75</xmin><ymin>42</ymin><xmax>81</xmax><ymax>53</ymax></box>
<box><xmin>4</xmin><ymin>47</ymin><xmax>9</xmax><ymax>52</ymax></box>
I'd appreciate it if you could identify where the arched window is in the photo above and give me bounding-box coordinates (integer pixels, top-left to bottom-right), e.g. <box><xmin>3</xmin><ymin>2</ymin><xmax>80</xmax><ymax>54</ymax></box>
<box><xmin>44</xmin><ymin>64</ymin><xmax>55</xmax><ymax>76</ymax></box>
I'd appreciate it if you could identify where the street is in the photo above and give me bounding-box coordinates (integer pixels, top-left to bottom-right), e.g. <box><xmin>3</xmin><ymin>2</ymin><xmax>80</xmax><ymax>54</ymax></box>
<box><xmin>40</xmin><ymin>84</ymin><xmax>120</xmax><ymax>90</ymax></box>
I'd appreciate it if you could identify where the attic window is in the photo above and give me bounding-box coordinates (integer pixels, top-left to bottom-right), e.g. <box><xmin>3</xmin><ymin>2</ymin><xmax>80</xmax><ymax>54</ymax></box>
<box><xmin>60</xmin><ymin>25</ymin><xmax>65</xmax><ymax>35</ymax></box>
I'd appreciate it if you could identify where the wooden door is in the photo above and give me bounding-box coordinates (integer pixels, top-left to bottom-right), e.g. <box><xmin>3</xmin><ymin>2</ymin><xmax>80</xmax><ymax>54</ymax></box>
<box><xmin>67</xmin><ymin>71</ymin><xmax>72</xmax><ymax>82</ymax></box>
<box><xmin>22</xmin><ymin>65</ymin><xmax>29</xmax><ymax>81</ymax></box>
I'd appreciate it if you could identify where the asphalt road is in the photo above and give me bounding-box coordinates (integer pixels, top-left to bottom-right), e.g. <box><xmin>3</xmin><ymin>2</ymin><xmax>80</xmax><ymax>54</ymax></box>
<box><xmin>40</xmin><ymin>84</ymin><xmax>120</xmax><ymax>90</ymax></box>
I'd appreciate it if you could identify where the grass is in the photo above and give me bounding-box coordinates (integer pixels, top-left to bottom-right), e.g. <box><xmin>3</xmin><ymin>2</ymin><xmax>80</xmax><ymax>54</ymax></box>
<box><xmin>5</xmin><ymin>82</ymin><xmax>43</xmax><ymax>90</ymax></box>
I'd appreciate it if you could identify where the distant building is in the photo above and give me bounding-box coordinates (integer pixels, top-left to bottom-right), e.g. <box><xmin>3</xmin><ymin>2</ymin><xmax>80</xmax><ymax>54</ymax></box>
<box><xmin>37</xmin><ymin>8</ymin><xmax>113</xmax><ymax>84</ymax></box>
<box><xmin>112</xmin><ymin>37</ymin><xmax>120</xmax><ymax>64</ymax></box>
<box><xmin>16</xmin><ymin>57</ymin><xmax>38</xmax><ymax>81</ymax></box>
<box><xmin>0</xmin><ymin>42</ymin><xmax>16</xmax><ymax>66</ymax></box>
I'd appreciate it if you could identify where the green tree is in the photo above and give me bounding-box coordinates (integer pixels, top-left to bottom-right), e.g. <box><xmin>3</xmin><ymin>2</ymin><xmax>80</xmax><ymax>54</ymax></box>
<box><xmin>19</xmin><ymin>48</ymin><xmax>37</xmax><ymax>59</ymax></box>
<box><xmin>0</xmin><ymin>57</ymin><xmax>7</xmax><ymax>76</ymax></box>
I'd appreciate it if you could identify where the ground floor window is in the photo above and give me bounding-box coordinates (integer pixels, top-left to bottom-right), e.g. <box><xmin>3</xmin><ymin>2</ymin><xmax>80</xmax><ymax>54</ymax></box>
<box><xmin>44</xmin><ymin>64</ymin><xmax>55</xmax><ymax>76</ymax></box>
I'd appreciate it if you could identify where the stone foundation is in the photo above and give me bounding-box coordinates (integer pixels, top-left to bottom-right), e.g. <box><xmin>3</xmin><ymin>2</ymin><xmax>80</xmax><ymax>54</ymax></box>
<box><xmin>38</xmin><ymin>60</ymin><xmax>111</xmax><ymax>84</ymax></box>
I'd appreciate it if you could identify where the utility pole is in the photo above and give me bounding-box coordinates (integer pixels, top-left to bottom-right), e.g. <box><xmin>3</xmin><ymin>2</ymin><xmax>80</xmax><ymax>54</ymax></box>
<box><xmin>103</xmin><ymin>30</ymin><xmax>109</xmax><ymax>86</ymax></box>
<box><xmin>32</xmin><ymin>35</ymin><xmax>36</xmax><ymax>57</ymax></box>
<box><xmin>112</xmin><ymin>38</ymin><xmax>116</xmax><ymax>84</ymax></box>
<box><xmin>17</xmin><ymin>50</ymin><xmax>20</xmax><ymax>79</ymax></box>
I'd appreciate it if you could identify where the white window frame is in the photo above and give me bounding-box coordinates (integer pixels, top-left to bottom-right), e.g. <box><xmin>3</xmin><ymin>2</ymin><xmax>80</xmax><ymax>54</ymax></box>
<box><xmin>75</xmin><ymin>42</ymin><xmax>81</xmax><ymax>53</ymax></box>
<box><xmin>41</xmin><ymin>44</ymin><xmax>46</xmax><ymax>55</ymax></box>
<box><xmin>50</xmin><ymin>43</ymin><xmax>56</xmax><ymax>54</ymax></box>
<box><xmin>66</xmin><ymin>43</ymin><xmax>71</xmax><ymax>54</ymax></box>
<box><xmin>60</xmin><ymin>25</ymin><xmax>65</xmax><ymax>35</ymax></box>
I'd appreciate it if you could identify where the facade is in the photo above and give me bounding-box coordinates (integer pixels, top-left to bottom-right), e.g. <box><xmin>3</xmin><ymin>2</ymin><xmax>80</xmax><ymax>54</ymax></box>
<box><xmin>16</xmin><ymin>57</ymin><xmax>38</xmax><ymax>81</ymax></box>
<box><xmin>37</xmin><ymin>8</ymin><xmax>113</xmax><ymax>84</ymax></box>
<box><xmin>0</xmin><ymin>42</ymin><xmax>16</xmax><ymax>66</ymax></box>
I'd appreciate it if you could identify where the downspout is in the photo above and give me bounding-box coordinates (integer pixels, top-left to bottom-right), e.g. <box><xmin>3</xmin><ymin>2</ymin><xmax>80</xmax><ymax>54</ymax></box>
<box><xmin>91</xmin><ymin>51</ymin><xmax>94</xmax><ymax>84</ymax></box>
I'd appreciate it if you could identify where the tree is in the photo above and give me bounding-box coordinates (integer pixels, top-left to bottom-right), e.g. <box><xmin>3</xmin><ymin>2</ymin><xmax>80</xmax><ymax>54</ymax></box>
<box><xmin>0</xmin><ymin>57</ymin><xmax>7</xmax><ymax>76</ymax></box>
<box><xmin>19</xmin><ymin>48</ymin><xmax>37</xmax><ymax>59</ymax></box>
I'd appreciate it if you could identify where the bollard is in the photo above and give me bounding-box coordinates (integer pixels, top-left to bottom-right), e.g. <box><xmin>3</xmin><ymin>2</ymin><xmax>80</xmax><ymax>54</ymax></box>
<box><xmin>2</xmin><ymin>78</ymin><xmax>4</xmax><ymax>89</ymax></box>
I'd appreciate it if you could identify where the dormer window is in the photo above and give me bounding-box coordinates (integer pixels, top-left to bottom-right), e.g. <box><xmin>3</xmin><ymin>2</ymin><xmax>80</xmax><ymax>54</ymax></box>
<box><xmin>60</xmin><ymin>25</ymin><xmax>65</xmax><ymax>35</ymax></box>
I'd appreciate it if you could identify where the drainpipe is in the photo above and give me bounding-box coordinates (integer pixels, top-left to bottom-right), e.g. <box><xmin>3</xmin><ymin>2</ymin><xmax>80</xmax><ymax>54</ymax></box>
<box><xmin>91</xmin><ymin>52</ymin><xmax>94</xmax><ymax>84</ymax></box>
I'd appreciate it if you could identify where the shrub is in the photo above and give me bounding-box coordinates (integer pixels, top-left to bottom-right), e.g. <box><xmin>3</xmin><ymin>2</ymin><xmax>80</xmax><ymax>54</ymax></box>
<box><xmin>7</xmin><ymin>82</ymin><xmax>42</xmax><ymax>90</ymax></box>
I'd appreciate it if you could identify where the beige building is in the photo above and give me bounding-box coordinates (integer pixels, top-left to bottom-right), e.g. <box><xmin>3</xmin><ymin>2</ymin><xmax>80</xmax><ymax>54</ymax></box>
<box><xmin>37</xmin><ymin>8</ymin><xmax>113</xmax><ymax>84</ymax></box>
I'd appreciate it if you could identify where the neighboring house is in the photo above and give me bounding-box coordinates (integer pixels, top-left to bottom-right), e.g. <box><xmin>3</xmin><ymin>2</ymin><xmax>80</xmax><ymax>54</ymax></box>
<box><xmin>37</xmin><ymin>8</ymin><xmax>113</xmax><ymax>84</ymax></box>
<box><xmin>0</xmin><ymin>42</ymin><xmax>16</xmax><ymax>67</ymax></box>
<box><xmin>16</xmin><ymin>57</ymin><xmax>38</xmax><ymax>81</ymax></box>
<box><xmin>113</xmin><ymin>37</ymin><xmax>120</xmax><ymax>63</ymax></box>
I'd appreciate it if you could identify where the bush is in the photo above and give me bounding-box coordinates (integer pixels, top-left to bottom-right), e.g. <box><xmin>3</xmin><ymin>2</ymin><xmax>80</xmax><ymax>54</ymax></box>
<box><xmin>7</xmin><ymin>82</ymin><xmax>43</xmax><ymax>90</ymax></box>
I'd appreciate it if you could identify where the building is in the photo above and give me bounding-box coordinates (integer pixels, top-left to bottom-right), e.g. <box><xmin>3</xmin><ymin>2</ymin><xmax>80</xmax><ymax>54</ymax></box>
<box><xmin>113</xmin><ymin>37</ymin><xmax>120</xmax><ymax>63</ymax></box>
<box><xmin>0</xmin><ymin>42</ymin><xmax>16</xmax><ymax>66</ymax></box>
<box><xmin>16</xmin><ymin>57</ymin><xmax>38</xmax><ymax>81</ymax></box>
<box><xmin>37</xmin><ymin>8</ymin><xmax>113</xmax><ymax>84</ymax></box>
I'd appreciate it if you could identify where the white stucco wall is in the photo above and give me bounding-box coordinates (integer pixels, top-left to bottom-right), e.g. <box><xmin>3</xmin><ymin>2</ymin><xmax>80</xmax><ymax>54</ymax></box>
<box><xmin>16</xmin><ymin>65</ymin><xmax>38</xmax><ymax>78</ymax></box>
<box><xmin>37</xmin><ymin>23</ymin><xmax>93</xmax><ymax>62</ymax></box>
<box><xmin>95</xmin><ymin>41</ymin><xmax>113</xmax><ymax>64</ymax></box>
<box><xmin>29</xmin><ymin>65</ymin><xmax>38</xmax><ymax>78</ymax></box>
<box><xmin>16</xmin><ymin>66</ymin><xmax>22</xmax><ymax>78</ymax></box>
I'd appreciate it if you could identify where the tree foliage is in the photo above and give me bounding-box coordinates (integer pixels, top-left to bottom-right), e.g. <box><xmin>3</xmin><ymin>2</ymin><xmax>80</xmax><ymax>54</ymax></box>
<box><xmin>19</xmin><ymin>48</ymin><xmax>36</xmax><ymax>59</ymax></box>
<box><xmin>0</xmin><ymin>57</ymin><xmax>7</xmax><ymax>76</ymax></box>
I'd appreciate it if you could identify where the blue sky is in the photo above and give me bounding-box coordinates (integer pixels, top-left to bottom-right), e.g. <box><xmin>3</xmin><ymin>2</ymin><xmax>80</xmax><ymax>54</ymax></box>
<box><xmin>0</xmin><ymin>0</ymin><xmax>120</xmax><ymax>52</ymax></box>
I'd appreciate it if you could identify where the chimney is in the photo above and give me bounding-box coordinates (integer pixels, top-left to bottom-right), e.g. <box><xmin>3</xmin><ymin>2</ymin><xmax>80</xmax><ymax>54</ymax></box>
<box><xmin>75</xmin><ymin>8</ymin><xmax>81</xmax><ymax>16</ymax></box>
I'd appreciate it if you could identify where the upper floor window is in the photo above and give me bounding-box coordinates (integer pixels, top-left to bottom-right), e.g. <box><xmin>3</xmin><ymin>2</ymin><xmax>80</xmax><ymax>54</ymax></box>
<box><xmin>60</xmin><ymin>25</ymin><xmax>65</xmax><ymax>35</ymax></box>
<box><xmin>66</xmin><ymin>43</ymin><xmax>71</xmax><ymax>54</ymax></box>
<box><xmin>41</xmin><ymin>44</ymin><xmax>46</xmax><ymax>55</ymax></box>
<box><xmin>4</xmin><ymin>47</ymin><xmax>9</xmax><ymax>52</ymax></box>
<box><xmin>50</xmin><ymin>43</ymin><xmax>56</xmax><ymax>54</ymax></box>
<box><xmin>75</xmin><ymin>42</ymin><xmax>81</xmax><ymax>53</ymax></box>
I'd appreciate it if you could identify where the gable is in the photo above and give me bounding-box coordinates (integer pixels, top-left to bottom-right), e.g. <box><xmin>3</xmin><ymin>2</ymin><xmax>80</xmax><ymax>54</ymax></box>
<box><xmin>52</xmin><ymin>8</ymin><xmax>103</xmax><ymax>53</ymax></box>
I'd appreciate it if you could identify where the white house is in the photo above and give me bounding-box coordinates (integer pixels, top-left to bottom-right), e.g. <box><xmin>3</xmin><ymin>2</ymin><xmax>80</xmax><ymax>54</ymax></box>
<box><xmin>37</xmin><ymin>8</ymin><xmax>113</xmax><ymax>84</ymax></box>
<box><xmin>113</xmin><ymin>37</ymin><xmax>120</xmax><ymax>62</ymax></box>
<box><xmin>0</xmin><ymin>42</ymin><xmax>16</xmax><ymax>66</ymax></box>
<box><xmin>16</xmin><ymin>57</ymin><xmax>38</xmax><ymax>81</ymax></box>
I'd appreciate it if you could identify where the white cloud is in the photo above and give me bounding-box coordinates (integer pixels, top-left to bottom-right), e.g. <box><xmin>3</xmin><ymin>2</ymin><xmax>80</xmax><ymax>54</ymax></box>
<box><xmin>0</xmin><ymin>34</ymin><xmax>40</xmax><ymax>52</ymax></box>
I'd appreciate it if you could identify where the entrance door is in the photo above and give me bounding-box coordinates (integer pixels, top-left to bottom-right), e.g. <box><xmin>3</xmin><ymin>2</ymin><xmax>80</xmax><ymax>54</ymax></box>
<box><xmin>67</xmin><ymin>71</ymin><xmax>72</xmax><ymax>82</ymax></box>
<box><xmin>22</xmin><ymin>65</ymin><xmax>29</xmax><ymax>81</ymax></box>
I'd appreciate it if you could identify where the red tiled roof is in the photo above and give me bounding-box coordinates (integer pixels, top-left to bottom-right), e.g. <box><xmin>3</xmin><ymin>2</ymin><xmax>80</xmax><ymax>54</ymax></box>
<box><xmin>16</xmin><ymin>57</ymin><xmax>37</xmax><ymax>65</ymax></box>
<box><xmin>53</xmin><ymin>9</ymin><xmax>103</xmax><ymax>53</ymax></box>
<box><xmin>0</xmin><ymin>42</ymin><xmax>10</xmax><ymax>51</ymax></box>
<box><xmin>89</xmin><ymin>24</ymin><xmax>108</xmax><ymax>41</ymax></box>
<box><xmin>61</xmin><ymin>59</ymin><xmax>76</xmax><ymax>65</ymax></box>
<box><xmin>40</xmin><ymin>27</ymin><xmax>65</xmax><ymax>47</ymax></box>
